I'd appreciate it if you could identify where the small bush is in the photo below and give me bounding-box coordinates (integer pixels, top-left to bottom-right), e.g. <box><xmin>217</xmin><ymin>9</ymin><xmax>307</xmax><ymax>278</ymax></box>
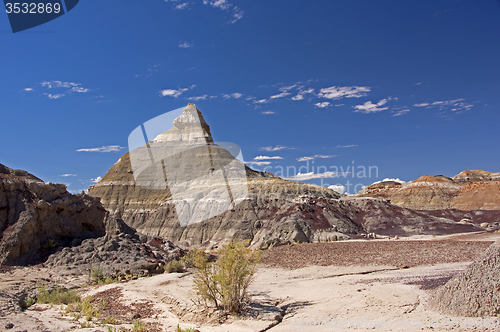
<box><xmin>132</xmin><ymin>319</ymin><xmax>145</xmax><ymax>332</ymax></box>
<box><xmin>20</xmin><ymin>296</ymin><xmax>36</xmax><ymax>308</ymax></box>
<box><xmin>192</xmin><ymin>240</ymin><xmax>260</xmax><ymax>313</ymax></box>
<box><xmin>165</xmin><ymin>259</ymin><xmax>185</xmax><ymax>273</ymax></box>
<box><xmin>37</xmin><ymin>287</ymin><xmax>80</xmax><ymax>305</ymax></box>
<box><xmin>43</xmin><ymin>239</ymin><xmax>60</xmax><ymax>250</ymax></box>
<box><xmin>176</xmin><ymin>324</ymin><xmax>196</xmax><ymax>332</ymax></box>
<box><xmin>90</xmin><ymin>266</ymin><xmax>105</xmax><ymax>284</ymax></box>
<box><xmin>181</xmin><ymin>248</ymin><xmax>206</xmax><ymax>268</ymax></box>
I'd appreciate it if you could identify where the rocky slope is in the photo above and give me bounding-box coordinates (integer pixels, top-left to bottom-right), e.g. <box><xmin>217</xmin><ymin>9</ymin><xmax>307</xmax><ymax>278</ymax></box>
<box><xmin>358</xmin><ymin>171</ymin><xmax>500</xmax><ymax>211</ymax></box>
<box><xmin>89</xmin><ymin>104</ymin><xmax>481</xmax><ymax>249</ymax></box>
<box><xmin>432</xmin><ymin>240</ymin><xmax>500</xmax><ymax>317</ymax></box>
<box><xmin>0</xmin><ymin>164</ymin><xmax>106</xmax><ymax>265</ymax></box>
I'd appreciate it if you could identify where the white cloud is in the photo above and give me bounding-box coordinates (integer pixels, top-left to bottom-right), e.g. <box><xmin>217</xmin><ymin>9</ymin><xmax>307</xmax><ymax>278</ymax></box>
<box><xmin>39</xmin><ymin>81</ymin><xmax>91</xmax><ymax>96</ymax></box>
<box><xmin>24</xmin><ymin>88</ymin><xmax>33</xmax><ymax>92</ymax></box>
<box><xmin>290</xmin><ymin>88</ymin><xmax>315</xmax><ymax>101</ymax></box>
<box><xmin>259</xmin><ymin>145</ymin><xmax>291</xmax><ymax>152</ymax></box>
<box><xmin>413</xmin><ymin>99</ymin><xmax>473</xmax><ymax>113</ymax></box>
<box><xmin>254</xmin><ymin>156</ymin><xmax>283</xmax><ymax>160</ymax></box>
<box><xmin>253</xmin><ymin>99</ymin><xmax>268</xmax><ymax>104</ymax></box>
<box><xmin>202</xmin><ymin>0</ymin><xmax>244</xmax><ymax>23</ymax></box>
<box><xmin>179</xmin><ymin>41</ymin><xmax>193</xmax><ymax>48</ymax></box>
<box><xmin>45</xmin><ymin>93</ymin><xmax>65</xmax><ymax>99</ymax></box>
<box><xmin>174</xmin><ymin>2</ymin><xmax>189</xmax><ymax>9</ymax></box>
<box><xmin>370</xmin><ymin>178</ymin><xmax>407</xmax><ymax>185</ymax></box>
<box><xmin>230</xmin><ymin>7</ymin><xmax>244</xmax><ymax>23</ymax></box>
<box><xmin>334</xmin><ymin>144</ymin><xmax>357</xmax><ymax>148</ymax></box>
<box><xmin>353</xmin><ymin>99</ymin><xmax>390</xmax><ymax>114</ymax></box>
<box><xmin>91</xmin><ymin>176</ymin><xmax>102</xmax><ymax>184</ymax></box>
<box><xmin>244</xmin><ymin>161</ymin><xmax>272</xmax><ymax>166</ymax></box>
<box><xmin>285</xmin><ymin>171</ymin><xmax>342</xmax><ymax>181</ymax></box>
<box><xmin>77</xmin><ymin>145</ymin><xmax>125</xmax><ymax>153</ymax></box>
<box><xmin>71</xmin><ymin>87</ymin><xmax>89</xmax><ymax>93</ymax></box>
<box><xmin>261</xmin><ymin>111</ymin><xmax>275</xmax><ymax>115</ymax></box>
<box><xmin>328</xmin><ymin>184</ymin><xmax>346</xmax><ymax>195</ymax></box>
<box><xmin>270</xmin><ymin>92</ymin><xmax>290</xmax><ymax>99</ymax></box>
<box><xmin>393</xmin><ymin>109</ymin><xmax>410</xmax><ymax>116</ymax></box>
<box><xmin>317</xmin><ymin>86</ymin><xmax>370</xmax><ymax>100</ymax></box>
<box><xmin>297</xmin><ymin>155</ymin><xmax>335</xmax><ymax>162</ymax></box>
<box><xmin>203</xmin><ymin>0</ymin><xmax>231</xmax><ymax>9</ymax></box>
<box><xmin>60</xmin><ymin>174</ymin><xmax>76</xmax><ymax>177</ymax></box>
<box><xmin>279</xmin><ymin>84</ymin><xmax>297</xmax><ymax>92</ymax></box>
<box><xmin>315</xmin><ymin>102</ymin><xmax>330</xmax><ymax>108</ymax></box>
<box><xmin>222</xmin><ymin>92</ymin><xmax>243</xmax><ymax>99</ymax></box>
<box><xmin>187</xmin><ymin>95</ymin><xmax>208</xmax><ymax>101</ymax></box>
<box><xmin>41</xmin><ymin>81</ymin><xmax>78</xmax><ymax>89</ymax></box>
<box><xmin>159</xmin><ymin>85</ymin><xmax>195</xmax><ymax>98</ymax></box>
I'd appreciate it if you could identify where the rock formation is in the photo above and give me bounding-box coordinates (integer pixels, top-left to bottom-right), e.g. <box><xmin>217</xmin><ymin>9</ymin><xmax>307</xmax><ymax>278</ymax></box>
<box><xmin>0</xmin><ymin>164</ymin><xmax>106</xmax><ymax>265</ymax></box>
<box><xmin>89</xmin><ymin>104</ymin><xmax>481</xmax><ymax>248</ymax></box>
<box><xmin>432</xmin><ymin>240</ymin><xmax>500</xmax><ymax>317</ymax></box>
<box><xmin>358</xmin><ymin>171</ymin><xmax>500</xmax><ymax>211</ymax></box>
<box><xmin>44</xmin><ymin>218</ymin><xmax>185</xmax><ymax>277</ymax></box>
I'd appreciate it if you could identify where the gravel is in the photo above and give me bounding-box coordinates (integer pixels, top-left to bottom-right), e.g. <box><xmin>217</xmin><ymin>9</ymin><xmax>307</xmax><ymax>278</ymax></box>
<box><xmin>260</xmin><ymin>239</ymin><xmax>494</xmax><ymax>270</ymax></box>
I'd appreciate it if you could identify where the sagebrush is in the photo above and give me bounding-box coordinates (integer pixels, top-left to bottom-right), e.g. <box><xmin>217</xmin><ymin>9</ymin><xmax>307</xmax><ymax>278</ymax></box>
<box><xmin>192</xmin><ymin>240</ymin><xmax>260</xmax><ymax>313</ymax></box>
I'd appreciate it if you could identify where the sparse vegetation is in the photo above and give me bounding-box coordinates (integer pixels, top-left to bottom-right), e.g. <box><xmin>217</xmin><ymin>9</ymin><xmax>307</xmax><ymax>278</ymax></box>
<box><xmin>192</xmin><ymin>240</ymin><xmax>260</xmax><ymax>313</ymax></box>
<box><xmin>20</xmin><ymin>296</ymin><xmax>36</xmax><ymax>308</ymax></box>
<box><xmin>132</xmin><ymin>319</ymin><xmax>146</xmax><ymax>332</ymax></box>
<box><xmin>37</xmin><ymin>286</ymin><xmax>80</xmax><ymax>305</ymax></box>
<box><xmin>90</xmin><ymin>266</ymin><xmax>105</xmax><ymax>284</ymax></box>
<box><xmin>175</xmin><ymin>324</ymin><xmax>196</xmax><ymax>332</ymax></box>
<box><xmin>165</xmin><ymin>259</ymin><xmax>185</xmax><ymax>273</ymax></box>
<box><xmin>43</xmin><ymin>239</ymin><xmax>60</xmax><ymax>250</ymax></box>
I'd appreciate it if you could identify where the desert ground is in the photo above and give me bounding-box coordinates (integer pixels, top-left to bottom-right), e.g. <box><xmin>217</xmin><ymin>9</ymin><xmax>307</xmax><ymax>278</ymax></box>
<box><xmin>1</xmin><ymin>232</ymin><xmax>499</xmax><ymax>332</ymax></box>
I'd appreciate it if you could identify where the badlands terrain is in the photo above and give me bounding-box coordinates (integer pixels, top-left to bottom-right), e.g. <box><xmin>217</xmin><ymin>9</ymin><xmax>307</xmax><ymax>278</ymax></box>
<box><xmin>0</xmin><ymin>104</ymin><xmax>499</xmax><ymax>331</ymax></box>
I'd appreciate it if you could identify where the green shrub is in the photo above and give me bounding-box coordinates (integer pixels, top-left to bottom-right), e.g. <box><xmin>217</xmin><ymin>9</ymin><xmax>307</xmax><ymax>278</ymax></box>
<box><xmin>176</xmin><ymin>324</ymin><xmax>196</xmax><ymax>332</ymax></box>
<box><xmin>90</xmin><ymin>266</ymin><xmax>105</xmax><ymax>284</ymax></box>
<box><xmin>20</xmin><ymin>296</ymin><xmax>36</xmax><ymax>308</ymax></box>
<box><xmin>181</xmin><ymin>248</ymin><xmax>206</xmax><ymax>268</ymax></box>
<box><xmin>192</xmin><ymin>240</ymin><xmax>260</xmax><ymax>313</ymax></box>
<box><xmin>43</xmin><ymin>239</ymin><xmax>60</xmax><ymax>250</ymax></box>
<box><xmin>165</xmin><ymin>259</ymin><xmax>185</xmax><ymax>273</ymax></box>
<box><xmin>132</xmin><ymin>319</ymin><xmax>145</xmax><ymax>332</ymax></box>
<box><xmin>37</xmin><ymin>286</ymin><xmax>80</xmax><ymax>305</ymax></box>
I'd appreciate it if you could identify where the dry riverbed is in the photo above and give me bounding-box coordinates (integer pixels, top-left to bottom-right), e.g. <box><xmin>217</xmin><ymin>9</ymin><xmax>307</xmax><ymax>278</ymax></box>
<box><xmin>1</xmin><ymin>232</ymin><xmax>499</xmax><ymax>332</ymax></box>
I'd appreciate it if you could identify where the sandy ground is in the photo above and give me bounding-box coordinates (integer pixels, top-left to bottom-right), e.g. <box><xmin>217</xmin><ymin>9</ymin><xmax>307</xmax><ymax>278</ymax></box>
<box><xmin>1</xmin><ymin>232</ymin><xmax>500</xmax><ymax>332</ymax></box>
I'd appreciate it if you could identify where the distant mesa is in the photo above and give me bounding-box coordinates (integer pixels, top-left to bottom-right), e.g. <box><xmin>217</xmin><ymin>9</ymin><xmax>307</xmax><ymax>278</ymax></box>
<box><xmin>358</xmin><ymin>169</ymin><xmax>500</xmax><ymax>211</ymax></box>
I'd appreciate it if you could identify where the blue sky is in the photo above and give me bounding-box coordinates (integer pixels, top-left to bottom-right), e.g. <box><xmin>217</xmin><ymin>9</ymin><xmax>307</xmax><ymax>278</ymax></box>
<box><xmin>1</xmin><ymin>0</ymin><xmax>499</xmax><ymax>194</ymax></box>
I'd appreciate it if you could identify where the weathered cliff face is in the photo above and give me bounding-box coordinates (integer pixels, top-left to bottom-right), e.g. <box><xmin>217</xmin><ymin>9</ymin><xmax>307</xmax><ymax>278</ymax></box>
<box><xmin>358</xmin><ymin>171</ymin><xmax>500</xmax><ymax>211</ymax></box>
<box><xmin>89</xmin><ymin>104</ymin><xmax>481</xmax><ymax>248</ymax></box>
<box><xmin>0</xmin><ymin>164</ymin><xmax>106</xmax><ymax>265</ymax></box>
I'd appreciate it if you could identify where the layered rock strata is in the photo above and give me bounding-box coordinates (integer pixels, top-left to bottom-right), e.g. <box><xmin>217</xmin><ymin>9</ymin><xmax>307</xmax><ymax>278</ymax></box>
<box><xmin>89</xmin><ymin>105</ymin><xmax>481</xmax><ymax>248</ymax></box>
<box><xmin>0</xmin><ymin>164</ymin><xmax>106</xmax><ymax>265</ymax></box>
<box><xmin>358</xmin><ymin>171</ymin><xmax>500</xmax><ymax>211</ymax></box>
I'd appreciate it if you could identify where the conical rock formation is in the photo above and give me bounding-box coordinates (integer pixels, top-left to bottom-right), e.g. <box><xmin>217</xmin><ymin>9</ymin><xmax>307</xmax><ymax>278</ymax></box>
<box><xmin>89</xmin><ymin>104</ymin><xmax>481</xmax><ymax>248</ymax></box>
